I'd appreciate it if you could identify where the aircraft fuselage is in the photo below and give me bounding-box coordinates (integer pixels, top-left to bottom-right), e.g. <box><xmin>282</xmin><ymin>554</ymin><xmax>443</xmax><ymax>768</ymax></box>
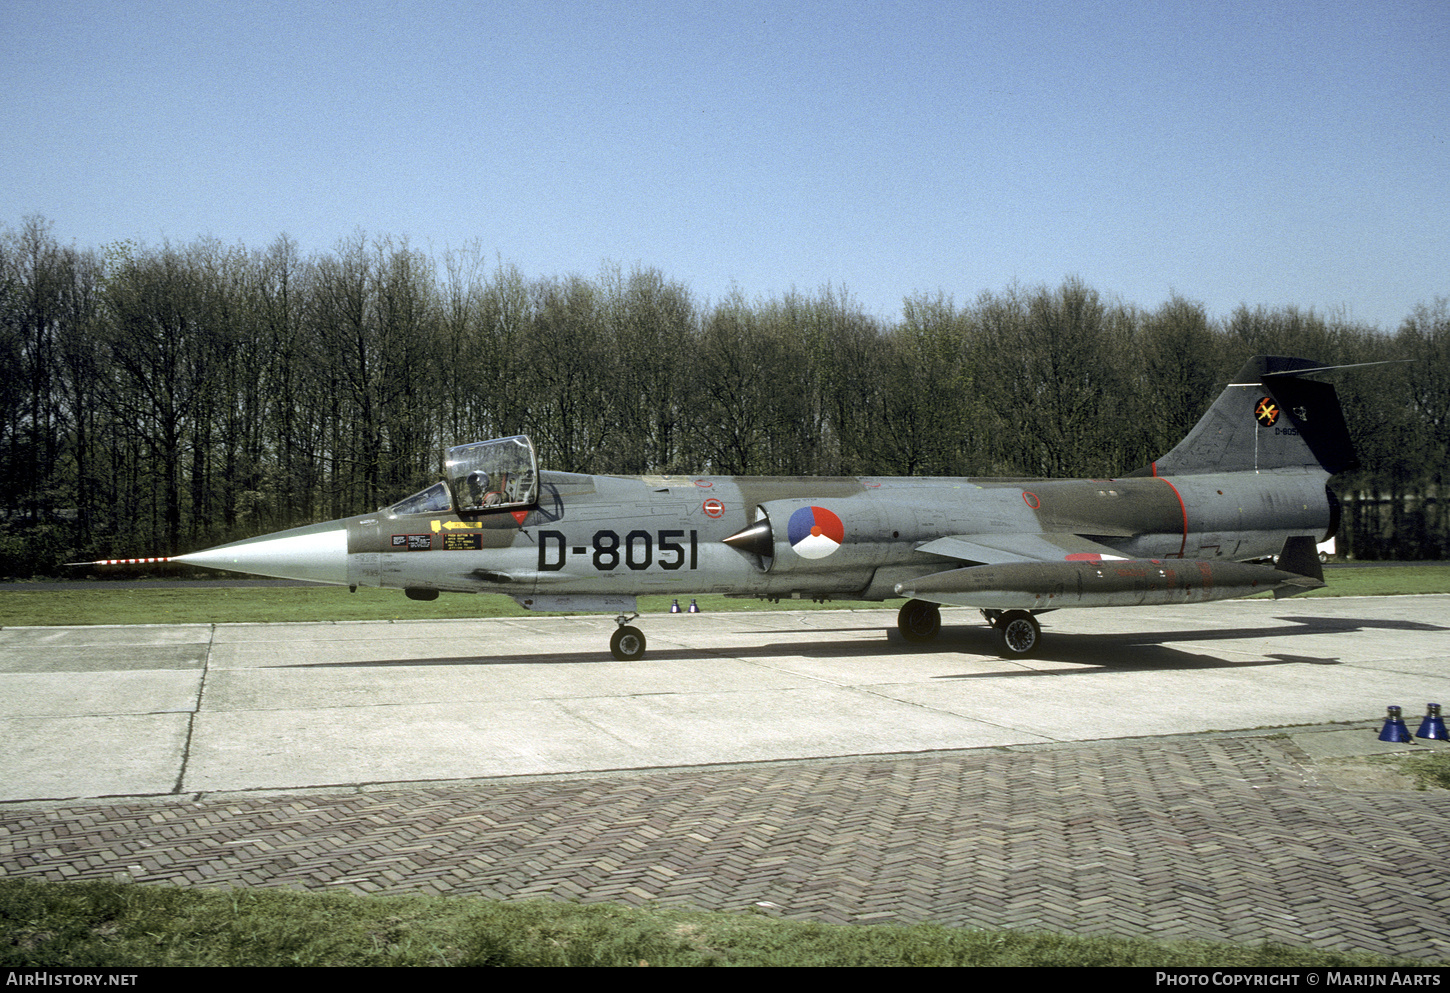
<box><xmin>146</xmin><ymin>356</ymin><xmax>1367</xmax><ymax>659</ymax></box>
<box><xmin>206</xmin><ymin>467</ymin><xmax>1329</xmax><ymax>608</ymax></box>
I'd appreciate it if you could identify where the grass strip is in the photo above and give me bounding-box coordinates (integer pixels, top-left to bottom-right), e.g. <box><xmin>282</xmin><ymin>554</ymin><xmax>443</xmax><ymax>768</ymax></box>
<box><xmin>1</xmin><ymin>565</ymin><xmax>1447</xmax><ymax>628</ymax></box>
<box><xmin>0</xmin><ymin>879</ymin><xmax>1435</xmax><ymax>967</ymax></box>
<box><xmin>1385</xmin><ymin>749</ymin><xmax>1450</xmax><ymax>791</ymax></box>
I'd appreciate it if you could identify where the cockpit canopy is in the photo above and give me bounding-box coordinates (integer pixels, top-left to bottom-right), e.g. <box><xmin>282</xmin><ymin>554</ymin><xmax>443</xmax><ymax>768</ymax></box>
<box><xmin>446</xmin><ymin>436</ymin><xmax>538</xmax><ymax>511</ymax></box>
<box><xmin>387</xmin><ymin>435</ymin><xmax>539</xmax><ymax>516</ymax></box>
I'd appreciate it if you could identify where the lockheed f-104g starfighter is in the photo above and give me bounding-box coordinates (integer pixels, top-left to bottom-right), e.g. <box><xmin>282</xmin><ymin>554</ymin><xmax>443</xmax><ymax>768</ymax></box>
<box><xmin>100</xmin><ymin>355</ymin><xmax>1361</xmax><ymax>660</ymax></box>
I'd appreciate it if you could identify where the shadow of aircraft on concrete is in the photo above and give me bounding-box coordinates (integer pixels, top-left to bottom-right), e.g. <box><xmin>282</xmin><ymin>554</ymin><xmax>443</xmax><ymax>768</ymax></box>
<box><xmin>280</xmin><ymin>609</ymin><xmax>1444</xmax><ymax>671</ymax></box>
<box><xmin>926</xmin><ymin>611</ymin><xmax>1447</xmax><ymax>674</ymax></box>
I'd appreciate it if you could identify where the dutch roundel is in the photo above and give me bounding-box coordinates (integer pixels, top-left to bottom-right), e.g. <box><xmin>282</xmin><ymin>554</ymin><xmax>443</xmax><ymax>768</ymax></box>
<box><xmin>787</xmin><ymin>506</ymin><xmax>845</xmax><ymax>559</ymax></box>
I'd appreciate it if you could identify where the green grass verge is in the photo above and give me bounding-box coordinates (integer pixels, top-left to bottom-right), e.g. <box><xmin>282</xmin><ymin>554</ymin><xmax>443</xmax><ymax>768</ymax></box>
<box><xmin>0</xmin><ymin>879</ymin><xmax>1434</xmax><ymax>967</ymax></box>
<box><xmin>0</xmin><ymin>587</ymin><xmax>855</xmax><ymax>627</ymax></box>
<box><xmin>1388</xmin><ymin>750</ymin><xmax>1450</xmax><ymax>792</ymax></box>
<box><xmin>1</xmin><ymin>565</ymin><xmax>1447</xmax><ymax>627</ymax></box>
<box><xmin>1277</xmin><ymin>564</ymin><xmax>1450</xmax><ymax>599</ymax></box>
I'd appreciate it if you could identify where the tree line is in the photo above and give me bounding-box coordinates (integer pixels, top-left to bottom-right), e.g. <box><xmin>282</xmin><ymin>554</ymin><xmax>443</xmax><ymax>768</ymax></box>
<box><xmin>2</xmin><ymin>216</ymin><xmax>1446</xmax><ymax>576</ymax></box>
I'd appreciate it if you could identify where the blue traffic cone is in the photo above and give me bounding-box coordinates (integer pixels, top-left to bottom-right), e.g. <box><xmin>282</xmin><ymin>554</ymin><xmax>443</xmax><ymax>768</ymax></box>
<box><xmin>1379</xmin><ymin>705</ymin><xmax>1412</xmax><ymax>743</ymax></box>
<box><xmin>670</xmin><ymin>599</ymin><xmax>681</xmax><ymax>613</ymax></box>
<box><xmin>688</xmin><ymin>598</ymin><xmax>700</xmax><ymax>613</ymax></box>
<box><xmin>1415</xmin><ymin>703</ymin><xmax>1448</xmax><ymax>741</ymax></box>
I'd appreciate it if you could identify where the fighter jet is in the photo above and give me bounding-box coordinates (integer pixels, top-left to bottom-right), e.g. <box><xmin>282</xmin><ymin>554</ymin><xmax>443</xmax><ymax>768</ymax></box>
<box><xmin>98</xmin><ymin>355</ymin><xmax>1358</xmax><ymax>660</ymax></box>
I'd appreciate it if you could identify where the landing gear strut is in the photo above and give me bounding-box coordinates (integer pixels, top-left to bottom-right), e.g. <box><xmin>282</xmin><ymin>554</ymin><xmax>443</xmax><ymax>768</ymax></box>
<box><xmin>610</xmin><ymin>612</ymin><xmax>646</xmax><ymax>661</ymax></box>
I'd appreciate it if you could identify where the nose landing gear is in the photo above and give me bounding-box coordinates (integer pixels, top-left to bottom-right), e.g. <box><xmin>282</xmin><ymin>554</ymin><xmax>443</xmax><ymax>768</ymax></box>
<box><xmin>610</xmin><ymin>612</ymin><xmax>647</xmax><ymax>661</ymax></box>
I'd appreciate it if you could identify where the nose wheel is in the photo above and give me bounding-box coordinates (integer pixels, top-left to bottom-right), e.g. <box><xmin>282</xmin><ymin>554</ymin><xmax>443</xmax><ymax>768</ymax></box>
<box><xmin>610</xmin><ymin>613</ymin><xmax>647</xmax><ymax>661</ymax></box>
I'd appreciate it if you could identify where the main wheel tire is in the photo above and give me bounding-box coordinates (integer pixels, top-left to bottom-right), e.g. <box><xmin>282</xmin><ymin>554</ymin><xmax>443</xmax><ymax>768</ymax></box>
<box><xmin>897</xmin><ymin>599</ymin><xmax>942</xmax><ymax>643</ymax></box>
<box><xmin>610</xmin><ymin>625</ymin><xmax>647</xmax><ymax>661</ymax></box>
<box><xmin>996</xmin><ymin>610</ymin><xmax>1041</xmax><ymax>658</ymax></box>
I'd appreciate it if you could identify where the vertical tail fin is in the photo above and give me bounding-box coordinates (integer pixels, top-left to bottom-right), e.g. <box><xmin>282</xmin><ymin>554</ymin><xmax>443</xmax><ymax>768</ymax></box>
<box><xmin>1130</xmin><ymin>355</ymin><xmax>1358</xmax><ymax>477</ymax></box>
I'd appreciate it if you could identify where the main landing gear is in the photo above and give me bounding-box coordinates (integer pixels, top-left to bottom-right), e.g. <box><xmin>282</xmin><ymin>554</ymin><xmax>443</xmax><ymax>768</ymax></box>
<box><xmin>894</xmin><ymin>599</ymin><xmax>1044</xmax><ymax>658</ymax></box>
<box><xmin>981</xmin><ymin>609</ymin><xmax>1042</xmax><ymax>658</ymax></box>
<box><xmin>897</xmin><ymin>599</ymin><xmax>942</xmax><ymax>642</ymax></box>
<box><xmin>610</xmin><ymin>612</ymin><xmax>647</xmax><ymax>661</ymax></box>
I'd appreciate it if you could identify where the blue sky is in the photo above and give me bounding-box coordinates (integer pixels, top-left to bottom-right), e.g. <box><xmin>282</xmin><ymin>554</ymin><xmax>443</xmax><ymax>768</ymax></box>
<box><xmin>4</xmin><ymin>0</ymin><xmax>1446</xmax><ymax>329</ymax></box>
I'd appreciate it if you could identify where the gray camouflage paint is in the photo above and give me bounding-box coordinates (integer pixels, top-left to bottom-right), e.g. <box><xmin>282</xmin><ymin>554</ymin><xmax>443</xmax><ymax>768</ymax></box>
<box><xmin>176</xmin><ymin>356</ymin><xmax>1342</xmax><ymax>614</ymax></box>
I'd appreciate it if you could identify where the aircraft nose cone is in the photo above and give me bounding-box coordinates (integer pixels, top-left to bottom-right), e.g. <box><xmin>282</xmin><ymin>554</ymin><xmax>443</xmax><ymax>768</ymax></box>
<box><xmin>173</xmin><ymin>525</ymin><xmax>350</xmax><ymax>585</ymax></box>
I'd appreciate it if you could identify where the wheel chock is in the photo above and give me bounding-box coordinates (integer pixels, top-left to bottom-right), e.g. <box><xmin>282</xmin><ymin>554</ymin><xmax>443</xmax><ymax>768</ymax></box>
<box><xmin>1378</xmin><ymin>705</ymin><xmax>1413</xmax><ymax>743</ymax></box>
<box><xmin>1415</xmin><ymin>703</ymin><xmax>1448</xmax><ymax>741</ymax></box>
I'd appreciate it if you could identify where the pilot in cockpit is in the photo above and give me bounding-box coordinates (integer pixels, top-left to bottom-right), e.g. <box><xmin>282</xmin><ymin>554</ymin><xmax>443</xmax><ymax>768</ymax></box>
<box><xmin>468</xmin><ymin>469</ymin><xmax>513</xmax><ymax>507</ymax></box>
<box><xmin>466</xmin><ymin>470</ymin><xmax>491</xmax><ymax>509</ymax></box>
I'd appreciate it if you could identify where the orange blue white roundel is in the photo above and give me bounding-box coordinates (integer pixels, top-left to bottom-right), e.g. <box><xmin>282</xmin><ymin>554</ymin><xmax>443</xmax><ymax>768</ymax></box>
<box><xmin>788</xmin><ymin>506</ymin><xmax>845</xmax><ymax>559</ymax></box>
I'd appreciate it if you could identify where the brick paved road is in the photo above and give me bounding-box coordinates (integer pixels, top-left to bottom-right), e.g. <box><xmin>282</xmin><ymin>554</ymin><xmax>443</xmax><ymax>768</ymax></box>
<box><xmin>4</xmin><ymin>732</ymin><xmax>1448</xmax><ymax>961</ymax></box>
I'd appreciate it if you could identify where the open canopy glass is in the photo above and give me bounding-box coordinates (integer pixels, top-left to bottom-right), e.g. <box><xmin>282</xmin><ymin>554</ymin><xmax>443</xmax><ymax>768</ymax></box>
<box><xmin>387</xmin><ymin>435</ymin><xmax>540</xmax><ymax>517</ymax></box>
<box><xmin>444</xmin><ymin>435</ymin><xmax>539</xmax><ymax>512</ymax></box>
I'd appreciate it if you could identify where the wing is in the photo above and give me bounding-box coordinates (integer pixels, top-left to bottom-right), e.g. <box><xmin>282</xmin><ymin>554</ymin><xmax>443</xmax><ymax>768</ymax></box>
<box><xmin>914</xmin><ymin>532</ymin><xmax>1131</xmax><ymax>565</ymax></box>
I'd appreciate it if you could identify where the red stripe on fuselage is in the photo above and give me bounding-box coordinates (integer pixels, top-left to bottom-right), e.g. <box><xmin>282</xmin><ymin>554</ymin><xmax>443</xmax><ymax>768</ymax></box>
<box><xmin>1155</xmin><ymin>476</ymin><xmax>1188</xmax><ymax>557</ymax></box>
